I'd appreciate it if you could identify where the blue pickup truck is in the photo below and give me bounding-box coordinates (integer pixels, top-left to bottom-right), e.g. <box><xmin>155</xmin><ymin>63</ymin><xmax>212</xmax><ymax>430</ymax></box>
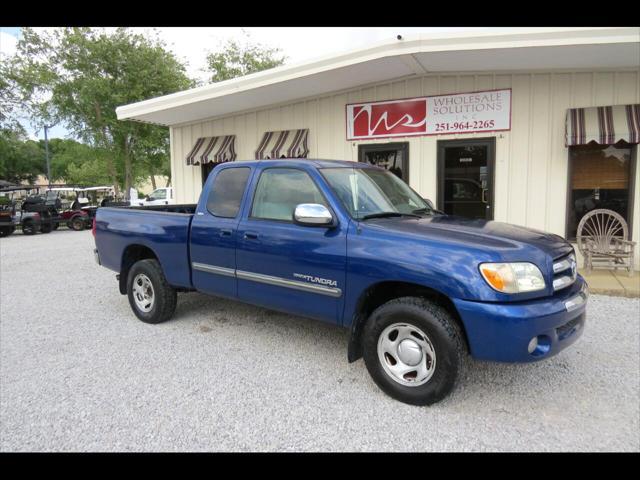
<box><xmin>94</xmin><ymin>159</ymin><xmax>588</xmax><ymax>405</ymax></box>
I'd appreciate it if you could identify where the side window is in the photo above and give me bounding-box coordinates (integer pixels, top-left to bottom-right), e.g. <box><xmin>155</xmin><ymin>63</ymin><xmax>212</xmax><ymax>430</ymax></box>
<box><xmin>251</xmin><ymin>168</ymin><xmax>327</xmax><ymax>222</ymax></box>
<box><xmin>206</xmin><ymin>167</ymin><xmax>251</xmax><ymax>218</ymax></box>
<box><xmin>151</xmin><ymin>189</ymin><xmax>166</xmax><ymax>200</ymax></box>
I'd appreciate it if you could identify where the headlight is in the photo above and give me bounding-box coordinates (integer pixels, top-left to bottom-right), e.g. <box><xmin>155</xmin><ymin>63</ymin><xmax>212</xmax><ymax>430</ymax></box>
<box><xmin>479</xmin><ymin>262</ymin><xmax>546</xmax><ymax>293</ymax></box>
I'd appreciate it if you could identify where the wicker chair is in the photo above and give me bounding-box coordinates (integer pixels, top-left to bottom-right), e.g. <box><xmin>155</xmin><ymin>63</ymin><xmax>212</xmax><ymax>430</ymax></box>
<box><xmin>576</xmin><ymin>209</ymin><xmax>636</xmax><ymax>276</ymax></box>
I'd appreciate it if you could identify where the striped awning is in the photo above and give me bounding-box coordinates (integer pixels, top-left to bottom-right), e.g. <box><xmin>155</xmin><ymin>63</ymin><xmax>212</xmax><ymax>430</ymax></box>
<box><xmin>255</xmin><ymin>129</ymin><xmax>309</xmax><ymax>160</ymax></box>
<box><xmin>186</xmin><ymin>135</ymin><xmax>236</xmax><ymax>165</ymax></box>
<box><xmin>565</xmin><ymin>104</ymin><xmax>639</xmax><ymax>146</ymax></box>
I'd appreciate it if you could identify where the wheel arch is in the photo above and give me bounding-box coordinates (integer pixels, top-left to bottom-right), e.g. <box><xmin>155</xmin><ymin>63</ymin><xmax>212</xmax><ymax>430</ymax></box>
<box><xmin>119</xmin><ymin>244</ymin><xmax>160</xmax><ymax>295</ymax></box>
<box><xmin>347</xmin><ymin>281</ymin><xmax>470</xmax><ymax>363</ymax></box>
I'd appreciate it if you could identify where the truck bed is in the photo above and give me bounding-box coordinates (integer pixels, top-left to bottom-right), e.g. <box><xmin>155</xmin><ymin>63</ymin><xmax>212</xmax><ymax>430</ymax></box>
<box><xmin>94</xmin><ymin>204</ymin><xmax>197</xmax><ymax>289</ymax></box>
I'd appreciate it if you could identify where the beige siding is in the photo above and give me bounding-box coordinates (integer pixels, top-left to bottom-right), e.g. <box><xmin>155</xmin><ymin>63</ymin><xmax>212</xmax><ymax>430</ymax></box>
<box><xmin>170</xmin><ymin>69</ymin><xmax>640</xmax><ymax>267</ymax></box>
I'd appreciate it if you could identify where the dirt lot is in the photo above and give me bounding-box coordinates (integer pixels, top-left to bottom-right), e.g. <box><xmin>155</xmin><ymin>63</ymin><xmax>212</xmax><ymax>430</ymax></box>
<box><xmin>1</xmin><ymin>230</ymin><xmax>639</xmax><ymax>451</ymax></box>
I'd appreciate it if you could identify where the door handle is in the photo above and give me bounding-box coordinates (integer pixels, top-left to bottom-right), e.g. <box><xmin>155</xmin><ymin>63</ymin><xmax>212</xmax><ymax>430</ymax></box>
<box><xmin>244</xmin><ymin>231</ymin><xmax>259</xmax><ymax>240</ymax></box>
<box><xmin>220</xmin><ymin>229</ymin><xmax>232</xmax><ymax>237</ymax></box>
<box><xmin>481</xmin><ymin>189</ymin><xmax>488</xmax><ymax>204</ymax></box>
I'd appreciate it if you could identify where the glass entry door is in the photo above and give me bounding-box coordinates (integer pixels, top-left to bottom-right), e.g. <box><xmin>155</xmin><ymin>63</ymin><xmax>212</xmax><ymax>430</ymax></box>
<box><xmin>437</xmin><ymin>138</ymin><xmax>495</xmax><ymax>220</ymax></box>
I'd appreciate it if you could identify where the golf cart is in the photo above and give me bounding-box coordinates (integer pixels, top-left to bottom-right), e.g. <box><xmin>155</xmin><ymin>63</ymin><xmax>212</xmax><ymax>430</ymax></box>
<box><xmin>73</xmin><ymin>186</ymin><xmax>122</xmax><ymax>221</ymax></box>
<box><xmin>44</xmin><ymin>187</ymin><xmax>92</xmax><ymax>231</ymax></box>
<box><xmin>0</xmin><ymin>185</ymin><xmax>54</xmax><ymax>236</ymax></box>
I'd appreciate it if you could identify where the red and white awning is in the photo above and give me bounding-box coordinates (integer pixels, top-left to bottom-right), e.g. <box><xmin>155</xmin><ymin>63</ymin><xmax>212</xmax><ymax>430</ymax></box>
<box><xmin>565</xmin><ymin>104</ymin><xmax>639</xmax><ymax>146</ymax></box>
<box><xmin>255</xmin><ymin>129</ymin><xmax>309</xmax><ymax>160</ymax></box>
<box><xmin>186</xmin><ymin>135</ymin><xmax>236</xmax><ymax>165</ymax></box>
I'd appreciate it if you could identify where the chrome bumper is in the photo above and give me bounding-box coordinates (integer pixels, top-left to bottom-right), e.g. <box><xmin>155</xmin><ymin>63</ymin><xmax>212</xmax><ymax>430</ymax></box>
<box><xmin>565</xmin><ymin>281</ymin><xmax>588</xmax><ymax>312</ymax></box>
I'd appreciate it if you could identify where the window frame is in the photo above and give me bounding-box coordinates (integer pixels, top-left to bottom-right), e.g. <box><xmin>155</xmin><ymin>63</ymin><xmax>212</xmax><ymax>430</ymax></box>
<box><xmin>565</xmin><ymin>142</ymin><xmax>637</xmax><ymax>241</ymax></box>
<box><xmin>248</xmin><ymin>166</ymin><xmax>334</xmax><ymax>224</ymax></box>
<box><xmin>205</xmin><ymin>166</ymin><xmax>251</xmax><ymax>219</ymax></box>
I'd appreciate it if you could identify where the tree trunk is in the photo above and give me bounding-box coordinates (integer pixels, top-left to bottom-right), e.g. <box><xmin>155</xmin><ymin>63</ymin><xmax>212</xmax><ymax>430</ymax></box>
<box><xmin>150</xmin><ymin>174</ymin><xmax>156</xmax><ymax>190</ymax></box>
<box><xmin>94</xmin><ymin>103</ymin><xmax>119</xmax><ymax>195</ymax></box>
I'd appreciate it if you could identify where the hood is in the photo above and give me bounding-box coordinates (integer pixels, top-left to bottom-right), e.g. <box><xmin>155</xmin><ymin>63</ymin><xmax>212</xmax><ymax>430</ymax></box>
<box><xmin>361</xmin><ymin>214</ymin><xmax>573</xmax><ymax>260</ymax></box>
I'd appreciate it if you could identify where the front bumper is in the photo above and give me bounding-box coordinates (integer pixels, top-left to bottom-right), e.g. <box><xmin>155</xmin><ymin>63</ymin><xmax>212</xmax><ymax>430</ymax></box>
<box><xmin>453</xmin><ymin>276</ymin><xmax>588</xmax><ymax>362</ymax></box>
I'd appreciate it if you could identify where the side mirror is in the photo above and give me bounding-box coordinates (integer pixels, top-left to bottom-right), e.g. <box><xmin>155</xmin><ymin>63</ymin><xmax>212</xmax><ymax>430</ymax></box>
<box><xmin>145</xmin><ymin>196</ymin><xmax>150</xmax><ymax>201</ymax></box>
<box><xmin>293</xmin><ymin>203</ymin><xmax>334</xmax><ymax>226</ymax></box>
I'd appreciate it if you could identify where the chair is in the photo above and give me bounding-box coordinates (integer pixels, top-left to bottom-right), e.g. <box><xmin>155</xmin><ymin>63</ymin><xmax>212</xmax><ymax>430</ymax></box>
<box><xmin>576</xmin><ymin>209</ymin><xmax>636</xmax><ymax>276</ymax></box>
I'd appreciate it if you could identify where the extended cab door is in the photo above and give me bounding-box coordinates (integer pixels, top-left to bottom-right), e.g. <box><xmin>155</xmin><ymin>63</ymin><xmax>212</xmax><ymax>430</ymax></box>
<box><xmin>235</xmin><ymin>166</ymin><xmax>347</xmax><ymax>324</ymax></box>
<box><xmin>190</xmin><ymin>166</ymin><xmax>252</xmax><ymax>299</ymax></box>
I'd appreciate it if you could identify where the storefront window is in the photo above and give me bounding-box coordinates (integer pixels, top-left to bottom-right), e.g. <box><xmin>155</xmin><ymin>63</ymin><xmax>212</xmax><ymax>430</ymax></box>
<box><xmin>567</xmin><ymin>143</ymin><xmax>635</xmax><ymax>240</ymax></box>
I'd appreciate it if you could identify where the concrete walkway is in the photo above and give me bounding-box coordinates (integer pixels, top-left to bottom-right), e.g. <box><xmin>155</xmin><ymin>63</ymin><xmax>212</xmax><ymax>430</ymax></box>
<box><xmin>579</xmin><ymin>268</ymin><xmax>640</xmax><ymax>298</ymax></box>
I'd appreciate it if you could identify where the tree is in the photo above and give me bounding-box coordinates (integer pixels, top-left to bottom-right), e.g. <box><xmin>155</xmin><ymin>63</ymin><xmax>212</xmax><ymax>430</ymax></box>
<box><xmin>0</xmin><ymin>129</ymin><xmax>45</xmax><ymax>184</ymax></box>
<box><xmin>4</xmin><ymin>27</ymin><xmax>193</xmax><ymax>197</ymax></box>
<box><xmin>205</xmin><ymin>38</ymin><xmax>286</xmax><ymax>83</ymax></box>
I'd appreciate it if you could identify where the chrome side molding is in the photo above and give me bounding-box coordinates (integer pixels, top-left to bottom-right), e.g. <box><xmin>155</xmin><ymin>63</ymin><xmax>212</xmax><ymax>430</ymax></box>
<box><xmin>191</xmin><ymin>262</ymin><xmax>342</xmax><ymax>298</ymax></box>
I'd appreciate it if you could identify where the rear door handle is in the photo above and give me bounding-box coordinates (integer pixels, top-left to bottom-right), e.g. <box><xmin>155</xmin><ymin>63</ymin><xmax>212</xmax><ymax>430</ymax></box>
<box><xmin>220</xmin><ymin>229</ymin><xmax>232</xmax><ymax>237</ymax></box>
<box><xmin>244</xmin><ymin>231</ymin><xmax>259</xmax><ymax>240</ymax></box>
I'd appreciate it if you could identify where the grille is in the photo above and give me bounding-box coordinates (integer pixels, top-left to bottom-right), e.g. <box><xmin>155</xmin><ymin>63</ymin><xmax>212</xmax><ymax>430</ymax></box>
<box><xmin>552</xmin><ymin>253</ymin><xmax>577</xmax><ymax>292</ymax></box>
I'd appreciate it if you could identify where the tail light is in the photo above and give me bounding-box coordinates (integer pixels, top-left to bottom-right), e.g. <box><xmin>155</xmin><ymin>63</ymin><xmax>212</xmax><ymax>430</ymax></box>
<box><xmin>92</xmin><ymin>217</ymin><xmax>97</xmax><ymax>237</ymax></box>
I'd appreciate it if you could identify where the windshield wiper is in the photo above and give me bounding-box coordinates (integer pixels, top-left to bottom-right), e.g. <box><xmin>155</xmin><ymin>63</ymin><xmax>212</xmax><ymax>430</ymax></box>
<box><xmin>360</xmin><ymin>212</ymin><xmax>421</xmax><ymax>220</ymax></box>
<box><xmin>413</xmin><ymin>207</ymin><xmax>445</xmax><ymax>216</ymax></box>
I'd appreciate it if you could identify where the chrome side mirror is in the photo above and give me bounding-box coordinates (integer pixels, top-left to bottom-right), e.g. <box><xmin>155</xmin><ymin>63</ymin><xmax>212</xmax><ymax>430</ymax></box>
<box><xmin>293</xmin><ymin>203</ymin><xmax>334</xmax><ymax>226</ymax></box>
<box><xmin>423</xmin><ymin>198</ymin><xmax>435</xmax><ymax>210</ymax></box>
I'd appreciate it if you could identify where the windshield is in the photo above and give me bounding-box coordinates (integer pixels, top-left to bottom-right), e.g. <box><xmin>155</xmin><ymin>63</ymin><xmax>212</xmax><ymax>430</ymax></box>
<box><xmin>321</xmin><ymin>167</ymin><xmax>432</xmax><ymax>220</ymax></box>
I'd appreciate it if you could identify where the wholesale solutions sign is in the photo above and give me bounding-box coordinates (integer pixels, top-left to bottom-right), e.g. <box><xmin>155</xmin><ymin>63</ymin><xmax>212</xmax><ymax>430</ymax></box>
<box><xmin>346</xmin><ymin>89</ymin><xmax>511</xmax><ymax>140</ymax></box>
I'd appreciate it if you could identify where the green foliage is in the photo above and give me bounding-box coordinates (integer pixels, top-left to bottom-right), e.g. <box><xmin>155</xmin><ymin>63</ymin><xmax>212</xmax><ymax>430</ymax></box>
<box><xmin>205</xmin><ymin>38</ymin><xmax>286</xmax><ymax>83</ymax></box>
<box><xmin>4</xmin><ymin>27</ymin><xmax>193</xmax><ymax>195</ymax></box>
<box><xmin>0</xmin><ymin>129</ymin><xmax>45</xmax><ymax>184</ymax></box>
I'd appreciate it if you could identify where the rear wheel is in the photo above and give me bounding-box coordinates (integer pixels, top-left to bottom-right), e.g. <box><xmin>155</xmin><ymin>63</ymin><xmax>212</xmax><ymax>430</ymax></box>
<box><xmin>0</xmin><ymin>226</ymin><xmax>15</xmax><ymax>237</ymax></box>
<box><xmin>126</xmin><ymin>259</ymin><xmax>177</xmax><ymax>324</ymax></box>
<box><xmin>362</xmin><ymin>297</ymin><xmax>465</xmax><ymax>406</ymax></box>
<box><xmin>71</xmin><ymin>217</ymin><xmax>85</xmax><ymax>231</ymax></box>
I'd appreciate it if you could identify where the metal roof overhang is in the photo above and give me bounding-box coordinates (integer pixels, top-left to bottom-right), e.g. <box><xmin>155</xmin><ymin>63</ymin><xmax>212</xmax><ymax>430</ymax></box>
<box><xmin>116</xmin><ymin>28</ymin><xmax>640</xmax><ymax>127</ymax></box>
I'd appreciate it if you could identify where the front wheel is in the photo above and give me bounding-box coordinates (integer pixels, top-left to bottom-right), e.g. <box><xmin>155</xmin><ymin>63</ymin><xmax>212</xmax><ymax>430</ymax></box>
<box><xmin>21</xmin><ymin>220</ymin><xmax>36</xmax><ymax>235</ymax></box>
<box><xmin>362</xmin><ymin>297</ymin><xmax>465</xmax><ymax>406</ymax></box>
<box><xmin>126</xmin><ymin>259</ymin><xmax>177</xmax><ymax>324</ymax></box>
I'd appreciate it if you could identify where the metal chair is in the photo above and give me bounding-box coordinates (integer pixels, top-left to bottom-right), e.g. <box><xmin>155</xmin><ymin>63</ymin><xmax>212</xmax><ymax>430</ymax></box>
<box><xmin>576</xmin><ymin>209</ymin><xmax>636</xmax><ymax>276</ymax></box>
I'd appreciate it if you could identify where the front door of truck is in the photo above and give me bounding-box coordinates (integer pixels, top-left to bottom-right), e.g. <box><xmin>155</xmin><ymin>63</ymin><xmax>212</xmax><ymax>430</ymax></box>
<box><xmin>190</xmin><ymin>166</ymin><xmax>252</xmax><ymax>299</ymax></box>
<box><xmin>236</xmin><ymin>167</ymin><xmax>347</xmax><ymax>324</ymax></box>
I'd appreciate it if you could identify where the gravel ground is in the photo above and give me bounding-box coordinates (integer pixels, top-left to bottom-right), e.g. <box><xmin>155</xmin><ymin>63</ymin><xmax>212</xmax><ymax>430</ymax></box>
<box><xmin>1</xmin><ymin>230</ymin><xmax>639</xmax><ymax>452</ymax></box>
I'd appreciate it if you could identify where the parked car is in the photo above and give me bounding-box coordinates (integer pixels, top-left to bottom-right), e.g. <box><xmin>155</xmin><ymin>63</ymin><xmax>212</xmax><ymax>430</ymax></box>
<box><xmin>94</xmin><ymin>159</ymin><xmax>588</xmax><ymax>406</ymax></box>
<box><xmin>130</xmin><ymin>187</ymin><xmax>175</xmax><ymax>207</ymax></box>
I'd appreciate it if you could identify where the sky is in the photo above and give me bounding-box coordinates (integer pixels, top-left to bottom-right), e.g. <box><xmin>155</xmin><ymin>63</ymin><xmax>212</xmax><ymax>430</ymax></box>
<box><xmin>0</xmin><ymin>26</ymin><xmax>502</xmax><ymax>140</ymax></box>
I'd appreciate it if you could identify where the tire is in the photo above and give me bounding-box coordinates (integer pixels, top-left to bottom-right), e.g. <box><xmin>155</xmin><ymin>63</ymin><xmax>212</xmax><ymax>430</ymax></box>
<box><xmin>71</xmin><ymin>217</ymin><xmax>85</xmax><ymax>231</ymax></box>
<box><xmin>22</xmin><ymin>220</ymin><xmax>36</xmax><ymax>235</ymax></box>
<box><xmin>52</xmin><ymin>222</ymin><xmax>59</xmax><ymax>230</ymax></box>
<box><xmin>362</xmin><ymin>297</ymin><xmax>465</xmax><ymax>406</ymax></box>
<box><xmin>40</xmin><ymin>222</ymin><xmax>53</xmax><ymax>233</ymax></box>
<box><xmin>0</xmin><ymin>226</ymin><xmax>15</xmax><ymax>237</ymax></box>
<box><xmin>126</xmin><ymin>259</ymin><xmax>177</xmax><ymax>324</ymax></box>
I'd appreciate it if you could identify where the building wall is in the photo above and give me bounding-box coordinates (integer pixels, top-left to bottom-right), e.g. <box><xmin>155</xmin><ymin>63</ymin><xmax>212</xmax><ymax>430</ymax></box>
<box><xmin>170</xmin><ymin>69</ymin><xmax>640</xmax><ymax>267</ymax></box>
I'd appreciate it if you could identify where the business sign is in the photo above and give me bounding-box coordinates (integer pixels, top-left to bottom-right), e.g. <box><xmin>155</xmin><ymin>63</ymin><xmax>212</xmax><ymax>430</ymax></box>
<box><xmin>346</xmin><ymin>89</ymin><xmax>511</xmax><ymax>140</ymax></box>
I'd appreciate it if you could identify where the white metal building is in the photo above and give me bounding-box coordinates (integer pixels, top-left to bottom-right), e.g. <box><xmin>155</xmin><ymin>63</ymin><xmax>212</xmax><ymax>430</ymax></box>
<box><xmin>117</xmin><ymin>27</ymin><xmax>640</xmax><ymax>268</ymax></box>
